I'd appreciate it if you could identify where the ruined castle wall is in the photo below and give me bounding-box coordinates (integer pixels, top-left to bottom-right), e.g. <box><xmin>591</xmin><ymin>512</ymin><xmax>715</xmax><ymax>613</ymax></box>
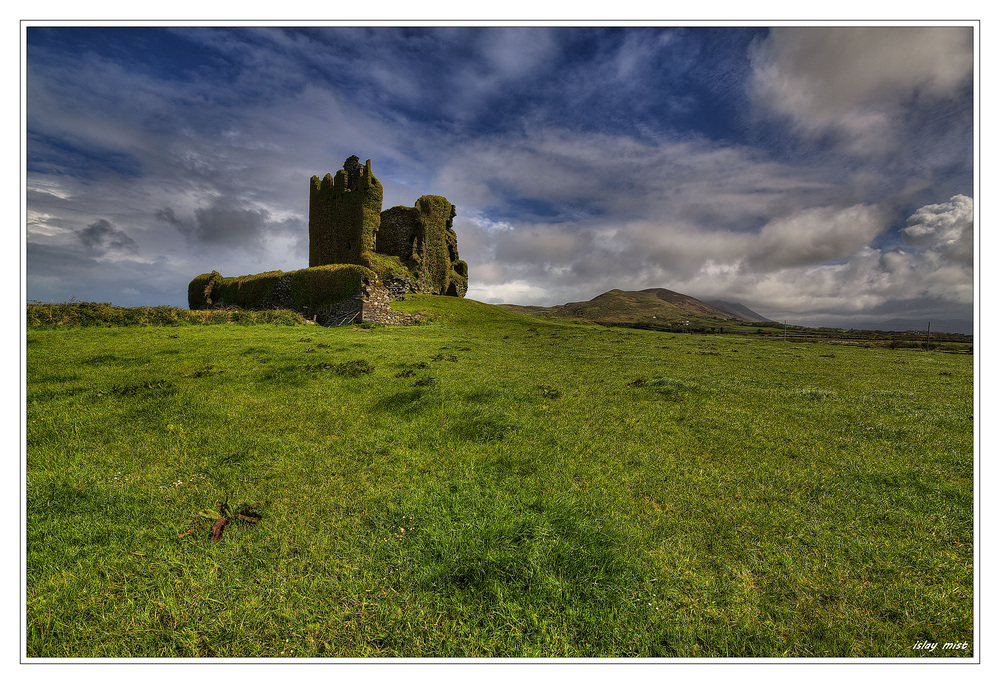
<box><xmin>308</xmin><ymin>173</ymin><xmax>338</xmax><ymax>267</ymax></box>
<box><xmin>374</xmin><ymin>197</ymin><xmax>467</xmax><ymax>297</ymax></box>
<box><xmin>309</xmin><ymin>157</ymin><xmax>383</xmax><ymax>268</ymax></box>
<box><xmin>187</xmin><ymin>264</ymin><xmax>422</xmax><ymax>326</ymax></box>
<box><xmin>376</xmin><ymin>205</ymin><xmax>419</xmax><ymax>260</ymax></box>
<box><xmin>190</xmin><ymin>155</ymin><xmax>467</xmax><ymax>326</ymax></box>
<box><xmin>408</xmin><ymin>196</ymin><xmax>467</xmax><ymax>297</ymax></box>
<box><xmin>190</xmin><ymin>264</ymin><xmax>369</xmax><ymax>313</ymax></box>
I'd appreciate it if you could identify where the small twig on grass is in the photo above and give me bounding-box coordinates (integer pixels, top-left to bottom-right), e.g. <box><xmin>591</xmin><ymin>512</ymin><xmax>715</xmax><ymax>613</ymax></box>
<box><xmin>179</xmin><ymin>499</ymin><xmax>271</xmax><ymax>542</ymax></box>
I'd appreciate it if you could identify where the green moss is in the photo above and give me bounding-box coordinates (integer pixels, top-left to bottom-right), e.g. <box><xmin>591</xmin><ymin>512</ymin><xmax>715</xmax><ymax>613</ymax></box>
<box><xmin>448</xmin><ymin>260</ymin><xmax>469</xmax><ymax>297</ymax></box>
<box><xmin>187</xmin><ymin>271</ymin><xmax>219</xmax><ymax>309</ymax></box>
<box><xmin>364</xmin><ymin>252</ymin><xmax>412</xmax><ymax>281</ymax></box>
<box><xmin>210</xmin><ymin>270</ymin><xmax>285</xmax><ymax>309</ymax></box>
<box><xmin>309</xmin><ymin>159</ymin><xmax>383</xmax><ymax>267</ymax></box>
<box><xmin>287</xmin><ymin>264</ymin><xmax>376</xmax><ymax>310</ymax></box>
<box><xmin>411</xmin><ymin>195</ymin><xmax>459</xmax><ymax>295</ymax></box>
<box><xmin>307</xmin><ymin>159</ymin><xmax>465</xmax><ymax>299</ymax></box>
<box><xmin>188</xmin><ymin>265</ymin><xmax>374</xmax><ymax>315</ymax></box>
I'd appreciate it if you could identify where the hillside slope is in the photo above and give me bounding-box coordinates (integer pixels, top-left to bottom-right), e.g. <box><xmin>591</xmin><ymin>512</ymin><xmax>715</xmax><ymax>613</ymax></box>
<box><xmin>501</xmin><ymin>288</ymin><xmax>747</xmax><ymax>329</ymax></box>
<box><xmin>705</xmin><ymin>300</ymin><xmax>773</xmax><ymax>322</ymax></box>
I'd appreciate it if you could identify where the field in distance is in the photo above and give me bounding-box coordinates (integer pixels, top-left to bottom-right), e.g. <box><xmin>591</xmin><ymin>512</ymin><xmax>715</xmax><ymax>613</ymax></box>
<box><xmin>25</xmin><ymin>296</ymin><xmax>974</xmax><ymax>657</ymax></box>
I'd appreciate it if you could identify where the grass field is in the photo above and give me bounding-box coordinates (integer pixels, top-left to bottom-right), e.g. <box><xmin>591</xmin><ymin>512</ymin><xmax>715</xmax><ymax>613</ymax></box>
<box><xmin>24</xmin><ymin>296</ymin><xmax>975</xmax><ymax>658</ymax></box>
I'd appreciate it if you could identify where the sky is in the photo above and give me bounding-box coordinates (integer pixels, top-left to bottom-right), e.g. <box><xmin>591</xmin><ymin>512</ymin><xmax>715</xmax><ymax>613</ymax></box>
<box><xmin>23</xmin><ymin>23</ymin><xmax>976</xmax><ymax>329</ymax></box>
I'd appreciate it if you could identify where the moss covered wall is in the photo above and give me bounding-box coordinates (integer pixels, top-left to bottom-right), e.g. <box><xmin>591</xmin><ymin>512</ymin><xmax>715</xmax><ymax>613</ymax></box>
<box><xmin>309</xmin><ymin>156</ymin><xmax>383</xmax><ymax>268</ymax></box>
<box><xmin>376</xmin><ymin>196</ymin><xmax>467</xmax><ymax>297</ymax></box>
<box><xmin>189</xmin><ymin>264</ymin><xmax>374</xmax><ymax>313</ymax></box>
<box><xmin>186</xmin><ymin>264</ymin><xmax>423</xmax><ymax>326</ymax></box>
<box><xmin>376</xmin><ymin>205</ymin><xmax>418</xmax><ymax>260</ymax></box>
<box><xmin>411</xmin><ymin>195</ymin><xmax>457</xmax><ymax>296</ymax></box>
<box><xmin>308</xmin><ymin>156</ymin><xmax>466</xmax><ymax>299</ymax></box>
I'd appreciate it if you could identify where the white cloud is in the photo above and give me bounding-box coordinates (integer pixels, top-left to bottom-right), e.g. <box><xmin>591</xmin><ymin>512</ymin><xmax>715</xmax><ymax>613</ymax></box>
<box><xmin>750</xmin><ymin>204</ymin><xmax>887</xmax><ymax>269</ymax></box>
<box><xmin>461</xmin><ymin>192</ymin><xmax>973</xmax><ymax>324</ymax></box>
<box><xmin>901</xmin><ymin>194</ymin><xmax>973</xmax><ymax>262</ymax></box>
<box><xmin>467</xmin><ymin>279</ymin><xmax>555</xmax><ymax>305</ymax></box>
<box><xmin>750</xmin><ymin>27</ymin><xmax>973</xmax><ymax>156</ymax></box>
<box><xmin>435</xmin><ymin>129</ymin><xmax>837</xmax><ymax>231</ymax></box>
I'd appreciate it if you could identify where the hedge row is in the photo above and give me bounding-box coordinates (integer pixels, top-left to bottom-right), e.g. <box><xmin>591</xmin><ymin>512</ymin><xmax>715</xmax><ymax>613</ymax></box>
<box><xmin>26</xmin><ymin>302</ymin><xmax>308</xmax><ymax>328</ymax></box>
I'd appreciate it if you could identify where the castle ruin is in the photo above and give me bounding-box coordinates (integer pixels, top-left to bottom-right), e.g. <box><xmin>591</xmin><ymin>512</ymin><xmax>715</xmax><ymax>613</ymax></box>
<box><xmin>307</xmin><ymin>156</ymin><xmax>468</xmax><ymax>297</ymax></box>
<box><xmin>188</xmin><ymin>156</ymin><xmax>467</xmax><ymax>324</ymax></box>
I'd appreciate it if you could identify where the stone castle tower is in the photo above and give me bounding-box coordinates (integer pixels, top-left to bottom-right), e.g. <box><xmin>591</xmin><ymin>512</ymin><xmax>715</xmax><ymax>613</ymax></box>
<box><xmin>309</xmin><ymin>156</ymin><xmax>468</xmax><ymax>298</ymax></box>
<box><xmin>309</xmin><ymin>156</ymin><xmax>383</xmax><ymax>268</ymax></box>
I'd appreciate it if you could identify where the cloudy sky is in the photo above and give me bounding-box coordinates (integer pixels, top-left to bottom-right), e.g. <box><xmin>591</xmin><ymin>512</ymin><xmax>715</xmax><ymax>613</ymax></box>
<box><xmin>24</xmin><ymin>24</ymin><xmax>976</xmax><ymax>328</ymax></box>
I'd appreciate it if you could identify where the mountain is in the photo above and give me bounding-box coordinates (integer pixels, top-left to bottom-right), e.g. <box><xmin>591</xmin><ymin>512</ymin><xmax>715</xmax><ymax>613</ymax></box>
<box><xmin>705</xmin><ymin>300</ymin><xmax>773</xmax><ymax>323</ymax></box>
<box><xmin>500</xmin><ymin>288</ymin><xmax>754</xmax><ymax>329</ymax></box>
<box><xmin>637</xmin><ymin>288</ymin><xmax>742</xmax><ymax>320</ymax></box>
<box><xmin>500</xmin><ymin>288</ymin><xmax>974</xmax><ymax>337</ymax></box>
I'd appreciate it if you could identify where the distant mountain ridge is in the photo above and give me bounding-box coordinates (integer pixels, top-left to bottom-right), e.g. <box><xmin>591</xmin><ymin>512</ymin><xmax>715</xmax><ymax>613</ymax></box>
<box><xmin>705</xmin><ymin>300</ymin><xmax>773</xmax><ymax>323</ymax></box>
<box><xmin>500</xmin><ymin>287</ymin><xmax>973</xmax><ymax>336</ymax></box>
<box><xmin>500</xmin><ymin>288</ymin><xmax>974</xmax><ymax>336</ymax></box>
<box><xmin>501</xmin><ymin>288</ymin><xmax>770</xmax><ymax>328</ymax></box>
<box><xmin>848</xmin><ymin>318</ymin><xmax>973</xmax><ymax>335</ymax></box>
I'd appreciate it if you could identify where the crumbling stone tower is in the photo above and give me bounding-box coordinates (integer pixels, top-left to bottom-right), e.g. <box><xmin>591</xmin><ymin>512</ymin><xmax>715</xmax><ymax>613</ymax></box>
<box><xmin>308</xmin><ymin>155</ymin><xmax>468</xmax><ymax>298</ymax></box>
<box><xmin>379</xmin><ymin>196</ymin><xmax>468</xmax><ymax>297</ymax></box>
<box><xmin>309</xmin><ymin>156</ymin><xmax>383</xmax><ymax>268</ymax></box>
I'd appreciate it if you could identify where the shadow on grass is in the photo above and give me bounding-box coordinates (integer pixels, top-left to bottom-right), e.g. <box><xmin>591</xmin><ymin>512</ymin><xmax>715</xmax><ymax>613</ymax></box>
<box><xmin>363</xmin><ymin>478</ymin><xmax>653</xmax><ymax>656</ymax></box>
<box><xmin>450</xmin><ymin>413</ymin><xmax>520</xmax><ymax>443</ymax></box>
<box><xmin>372</xmin><ymin>389</ymin><xmax>432</xmax><ymax>419</ymax></box>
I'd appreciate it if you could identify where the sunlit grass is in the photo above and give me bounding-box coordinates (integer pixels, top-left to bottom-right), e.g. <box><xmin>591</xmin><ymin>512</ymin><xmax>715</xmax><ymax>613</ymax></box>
<box><xmin>25</xmin><ymin>296</ymin><xmax>974</xmax><ymax>657</ymax></box>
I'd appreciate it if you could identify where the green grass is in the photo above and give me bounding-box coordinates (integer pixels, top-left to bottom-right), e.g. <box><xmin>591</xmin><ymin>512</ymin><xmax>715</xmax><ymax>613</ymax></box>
<box><xmin>25</xmin><ymin>297</ymin><xmax>974</xmax><ymax>658</ymax></box>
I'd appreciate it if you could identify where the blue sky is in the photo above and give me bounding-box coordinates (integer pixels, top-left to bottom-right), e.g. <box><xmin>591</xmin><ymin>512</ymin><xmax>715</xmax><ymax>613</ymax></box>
<box><xmin>24</xmin><ymin>24</ymin><xmax>976</xmax><ymax>328</ymax></box>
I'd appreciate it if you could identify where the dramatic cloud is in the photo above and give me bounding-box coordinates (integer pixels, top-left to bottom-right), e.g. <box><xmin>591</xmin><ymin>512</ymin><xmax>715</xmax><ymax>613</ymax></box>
<box><xmin>748</xmin><ymin>204</ymin><xmax>888</xmax><ymax>270</ymax></box>
<box><xmin>77</xmin><ymin>219</ymin><xmax>138</xmax><ymax>254</ymax></box>
<box><xmin>749</xmin><ymin>27</ymin><xmax>973</xmax><ymax>158</ymax></box>
<box><xmin>158</xmin><ymin>199</ymin><xmax>272</xmax><ymax>248</ymax></box>
<box><xmin>24</xmin><ymin>25</ymin><xmax>975</xmax><ymax>330</ymax></box>
<box><xmin>901</xmin><ymin>194</ymin><xmax>974</xmax><ymax>262</ymax></box>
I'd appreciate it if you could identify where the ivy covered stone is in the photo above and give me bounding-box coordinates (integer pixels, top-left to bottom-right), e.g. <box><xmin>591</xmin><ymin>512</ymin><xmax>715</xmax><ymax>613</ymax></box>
<box><xmin>309</xmin><ymin>156</ymin><xmax>383</xmax><ymax>268</ymax></box>
<box><xmin>308</xmin><ymin>156</ymin><xmax>467</xmax><ymax>298</ymax></box>
<box><xmin>187</xmin><ymin>155</ymin><xmax>467</xmax><ymax>326</ymax></box>
<box><xmin>378</xmin><ymin>195</ymin><xmax>467</xmax><ymax>297</ymax></box>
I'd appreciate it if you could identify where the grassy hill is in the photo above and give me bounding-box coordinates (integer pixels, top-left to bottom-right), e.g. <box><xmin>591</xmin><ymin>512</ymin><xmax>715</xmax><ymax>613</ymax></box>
<box><xmin>25</xmin><ymin>296</ymin><xmax>974</xmax><ymax>657</ymax></box>
<box><xmin>501</xmin><ymin>288</ymin><xmax>743</xmax><ymax>331</ymax></box>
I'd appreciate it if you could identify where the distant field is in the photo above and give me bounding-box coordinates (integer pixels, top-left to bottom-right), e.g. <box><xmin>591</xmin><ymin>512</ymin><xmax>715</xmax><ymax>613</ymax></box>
<box><xmin>24</xmin><ymin>297</ymin><xmax>974</xmax><ymax>658</ymax></box>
